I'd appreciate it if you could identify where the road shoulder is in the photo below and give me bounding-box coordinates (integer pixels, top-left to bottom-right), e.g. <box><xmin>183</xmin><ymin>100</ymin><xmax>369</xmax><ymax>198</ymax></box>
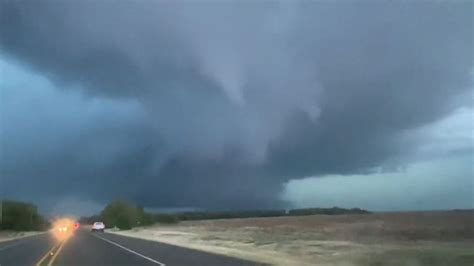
<box><xmin>106</xmin><ymin>229</ymin><xmax>291</xmax><ymax>265</ymax></box>
<box><xmin>0</xmin><ymin>231</ymin><xmax>46</xmax><ymax>243</ymax></box>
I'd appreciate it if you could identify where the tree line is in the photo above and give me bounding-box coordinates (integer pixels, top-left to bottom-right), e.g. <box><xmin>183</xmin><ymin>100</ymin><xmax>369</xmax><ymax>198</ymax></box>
<box><xmin>80</xmin><ymin>200</ymin><xmax>371</xmax><ymax>230</ymax></box>
<box><xmin>0</xmin><ymin>199</ymin><xmax>371</xmax><ymax>232</ymax></box>
<box><xmin>0</xmin><ymin>200</ymin><xmax>49</xmax><ymax>231</ymax></box>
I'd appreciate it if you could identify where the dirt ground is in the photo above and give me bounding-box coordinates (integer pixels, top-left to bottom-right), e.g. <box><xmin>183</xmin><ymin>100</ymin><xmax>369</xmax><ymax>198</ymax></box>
<box><xmin>109</xmin><ymin>210</ymin><xmax>474</xmax><ymax>266</ymax></box>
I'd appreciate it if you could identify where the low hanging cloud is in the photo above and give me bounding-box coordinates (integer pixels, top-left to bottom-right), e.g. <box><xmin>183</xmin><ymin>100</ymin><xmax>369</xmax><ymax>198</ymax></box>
<box><xmin>0</xmin><ymin>1</ymin><xmax>472</xmax><ymax>212</ymax></box>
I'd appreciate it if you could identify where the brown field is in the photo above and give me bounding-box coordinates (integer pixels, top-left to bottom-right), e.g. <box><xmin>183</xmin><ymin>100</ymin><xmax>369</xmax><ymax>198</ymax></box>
<box><xmin>110</xmin><ymin>210</ymin><xmax>474</xmax><ymax>266</ymax></box>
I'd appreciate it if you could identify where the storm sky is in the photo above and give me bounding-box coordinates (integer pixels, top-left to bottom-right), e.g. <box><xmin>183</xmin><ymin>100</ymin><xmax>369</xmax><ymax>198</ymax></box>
<box><xmin>0</xmin><ymin>1</ymin><xmax>472</xmax><ymax>215</ymax></box>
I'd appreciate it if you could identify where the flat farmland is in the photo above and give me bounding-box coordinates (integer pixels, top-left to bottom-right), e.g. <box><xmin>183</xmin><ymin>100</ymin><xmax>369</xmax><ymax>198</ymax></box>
<box><xmin>110</xmin><ymin>210</ymin><xmax>474</xmax><ymax>266</ymax></box>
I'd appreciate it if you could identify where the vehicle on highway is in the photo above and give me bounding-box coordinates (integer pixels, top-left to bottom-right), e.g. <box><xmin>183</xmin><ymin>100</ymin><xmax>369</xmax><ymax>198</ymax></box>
<box><xmin>57</xmin><ymin>224</ymin><xmax>69</xmax><ymax>233</ymax></box>
<box><xmin>54</xmin><ymin>218</ymin><xmax>75</xmax><ymax>233</ymax></box>
<box><xmin>91</xmin><ymin>221</ymin><xmax>105</xmax><ymax>232</ymax></box>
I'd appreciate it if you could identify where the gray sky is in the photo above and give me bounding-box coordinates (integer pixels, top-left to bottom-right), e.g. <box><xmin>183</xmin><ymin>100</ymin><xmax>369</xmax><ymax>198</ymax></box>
<box><xmin>0</xmin><ymin>0</ymin><xmax>472</xmax><ymax>215</ymax></box>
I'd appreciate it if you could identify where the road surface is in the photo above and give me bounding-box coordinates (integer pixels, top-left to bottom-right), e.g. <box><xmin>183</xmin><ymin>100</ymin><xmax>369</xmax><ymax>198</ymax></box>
<box><xmin>0</xmin><ymin>230</ymin><xmax>263</xmax><ymax>266</ymax></box>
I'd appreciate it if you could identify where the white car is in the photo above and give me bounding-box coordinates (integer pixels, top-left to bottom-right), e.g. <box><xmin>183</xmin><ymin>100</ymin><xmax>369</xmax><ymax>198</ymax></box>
<box><xmin>91</xmin><ymin>222</ymin><xmax>105</xmax><ymax>232</ymax></box>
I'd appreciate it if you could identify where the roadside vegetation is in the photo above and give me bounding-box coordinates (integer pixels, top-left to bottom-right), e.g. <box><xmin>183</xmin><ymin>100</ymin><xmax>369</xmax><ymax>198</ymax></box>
<box><xmin>98</xmin><ymin>200</ymin><xmax>148</xmax><ymax>230</ymax></box>
<box><xmin>0</xmin><ymin>199</ymin><xmax>49</xmax><ymax>231</ymax></box>
<box><xmin>80</xmin><ymin>199</ymin><xmax>371</xmax><ymax>230</ymax></box>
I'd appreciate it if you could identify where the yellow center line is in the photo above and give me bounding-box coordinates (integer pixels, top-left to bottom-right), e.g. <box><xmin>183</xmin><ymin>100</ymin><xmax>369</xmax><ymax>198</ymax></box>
<box><xmin>35</xmin><ymin>242</ymin><xmax>60</xmax><ymax>266</ymax></box>
<box><xmin>47</xmin><ymin>240</ymin><xmax>67</xmax><ymax>266</ymax></box>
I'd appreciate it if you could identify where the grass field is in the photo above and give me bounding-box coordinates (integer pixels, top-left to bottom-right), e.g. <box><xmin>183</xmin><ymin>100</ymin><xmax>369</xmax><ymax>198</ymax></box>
<box><xmin>110</xmin><ymin>210</ymin><xmax>474</xmax><ymax>265</ymax></box>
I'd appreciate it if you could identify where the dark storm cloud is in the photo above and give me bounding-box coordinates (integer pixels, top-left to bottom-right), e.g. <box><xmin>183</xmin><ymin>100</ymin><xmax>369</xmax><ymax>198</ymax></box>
<box><xmin>0</xmin><ymin>1</ymin><xmax>472</xmax><ymax>210</ymax></box>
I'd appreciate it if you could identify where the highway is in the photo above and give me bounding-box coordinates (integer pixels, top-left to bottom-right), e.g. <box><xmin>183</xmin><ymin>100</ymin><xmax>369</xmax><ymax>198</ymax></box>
<box><xmin>0</xmin><ymin>230</ymin><xmax>262</xmax><ymax>266</ymax></box>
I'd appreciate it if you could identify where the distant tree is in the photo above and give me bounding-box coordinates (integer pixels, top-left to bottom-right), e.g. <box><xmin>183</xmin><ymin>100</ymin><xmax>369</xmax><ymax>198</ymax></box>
<box><xmin>175</xmin><ymin>209</ymin><xmax>287</xmax><ymax>221</ymax></box>
<box><xmin>96</xmin><ymin>201</ymin><xmax>370</xmax><ymax>230</ymax></box>
<box><xmin>288</xmin><ymin>207</ymin><xmax>370</xmax><ymax>216</ymax></box>
<box><xmin>100</xmin><ymin>200</ymin><xmax>143</xmax><ymax>230</ymax></box>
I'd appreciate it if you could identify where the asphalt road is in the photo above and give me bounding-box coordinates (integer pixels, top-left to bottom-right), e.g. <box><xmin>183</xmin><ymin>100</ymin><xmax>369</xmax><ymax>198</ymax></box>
<box><xmin>0</xmin><ymin>230</ymin><xmax>262</xmax><ymax>266</ymax></box>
